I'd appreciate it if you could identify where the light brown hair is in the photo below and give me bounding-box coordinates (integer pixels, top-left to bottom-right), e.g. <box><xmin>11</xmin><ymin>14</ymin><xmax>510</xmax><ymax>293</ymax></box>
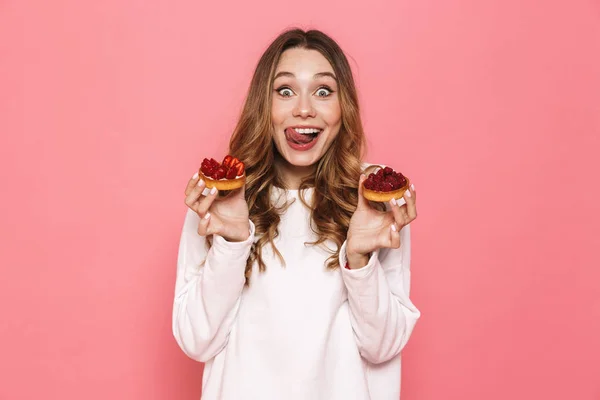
<box><xmin>228</xmin><ymin>28</ymin><xmax>367</xmax><ymax>284</ymax></box>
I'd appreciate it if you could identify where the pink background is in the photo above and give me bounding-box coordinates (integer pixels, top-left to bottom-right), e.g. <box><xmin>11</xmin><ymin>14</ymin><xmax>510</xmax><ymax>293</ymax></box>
<box><xmin>1</xmin><ymin>0</ymin><xmax>599</xmax><ymax>399</ymax></box>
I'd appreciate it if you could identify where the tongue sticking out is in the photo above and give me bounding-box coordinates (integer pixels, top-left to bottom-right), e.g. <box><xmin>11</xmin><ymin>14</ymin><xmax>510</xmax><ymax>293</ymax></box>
<box><xmin>285</xmin><ymin>127</ymin><xmax>317</xmax><ymax>144</ymax></box>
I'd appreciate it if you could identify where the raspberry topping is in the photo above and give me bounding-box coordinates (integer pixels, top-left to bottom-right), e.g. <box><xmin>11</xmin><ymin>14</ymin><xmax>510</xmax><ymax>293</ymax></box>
<box><xmin>200</xmin><ymin>155</ymin><xmax>245</xmax><ymax>180</ymax></box>
<box><xmin>363</xmin><ymin>167</ymin><xmax>407</xmax><ymax>192</ymax></box>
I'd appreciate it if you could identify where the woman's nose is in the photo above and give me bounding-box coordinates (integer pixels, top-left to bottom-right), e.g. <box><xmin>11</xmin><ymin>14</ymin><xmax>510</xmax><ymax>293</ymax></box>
<box><xmin>292</xmin><ymin>95</ymin><xmax>316</xmax><ymax>118</ymax></box>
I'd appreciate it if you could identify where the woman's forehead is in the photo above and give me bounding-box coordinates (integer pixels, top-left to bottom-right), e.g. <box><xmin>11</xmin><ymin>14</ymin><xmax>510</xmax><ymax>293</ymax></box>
<box><xmin>275</xmin><ymin>48</ymin><xmax>335</xmax><ymax>77</ymax></box>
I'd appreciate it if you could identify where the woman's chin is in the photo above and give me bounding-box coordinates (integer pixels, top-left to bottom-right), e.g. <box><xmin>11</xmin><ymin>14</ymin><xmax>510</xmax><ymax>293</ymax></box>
<box><xmin>274</xmin><ymin>142</ymin><xmax>317</xmax><ymax>166</ymax></box>
<box><xmin>281</xmin><ymin>151</ymin><xmax>321</xmax><ymax>168</ymax></box>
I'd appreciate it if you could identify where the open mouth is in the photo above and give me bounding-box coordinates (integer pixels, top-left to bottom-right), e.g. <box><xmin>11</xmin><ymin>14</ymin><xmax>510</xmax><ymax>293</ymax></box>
<box><xmin>284</xmin><ymin>127</ymin><xmax>323</xmax><ymax>150</ymax></box>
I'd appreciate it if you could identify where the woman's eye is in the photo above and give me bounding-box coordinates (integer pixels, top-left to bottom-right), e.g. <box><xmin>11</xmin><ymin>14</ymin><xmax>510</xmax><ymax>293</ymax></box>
<box><xmin>278</xmin><ymin>88</ymin><xmax>294</xmax><ymax>97</ymax></box>
<box><xmin>316</xmin><ymin>87</ymin><xmax>332</xmax><ymax>97</ymax></box>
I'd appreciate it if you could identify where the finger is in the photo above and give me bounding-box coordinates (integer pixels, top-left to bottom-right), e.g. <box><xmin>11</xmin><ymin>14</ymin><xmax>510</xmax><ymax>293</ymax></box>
<box><xmin>388</xmin><ymin>197</ymin><xmax>408</xmax><ymax>227</ymax></box>
<box><xmin>197</xmin><ymin>212</ymin><xmax>211</xmax><ymax>236</ymax></box>
<box><xmin>356</xmin><ymin>174</ymin><xmax>369</xmax><ymax>210</ymax></box>
<box><xmin>403</xmin><ymin>184</ymin><xmax>417</xmax><ymax>220</ymax></box>
<box><xmin>185</xmin><ymin>171</ymin><xmax>200</xmax><ymax>196</ymax></box>
<box><xmin>196</xmin><ymin>185</ymin><xmax>219</xmax><ymax>217</ymax></box>
<box><xmin>399</xmin><ymin>204</ymin><xmax>411</xmax><ymax>223</ymax></box>
<box><xmin>389</xmin><ymin>223</ymin><xmax>401</xmax><ymax>249</ymax></box>
<box><xmin>184</xmin><ymin>177</ymin><xmax>206</xmax><ymax>210</ymax></box>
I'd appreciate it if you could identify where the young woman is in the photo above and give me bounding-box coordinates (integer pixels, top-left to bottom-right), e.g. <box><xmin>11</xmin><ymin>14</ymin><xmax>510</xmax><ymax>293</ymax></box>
<box><xmin>173</xmin><ymin>28</ymin><xmax>420</xmax><ymax>400</ymax></box>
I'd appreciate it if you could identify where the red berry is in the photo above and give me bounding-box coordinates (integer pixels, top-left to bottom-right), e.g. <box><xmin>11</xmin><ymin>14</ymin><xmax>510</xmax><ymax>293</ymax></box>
<box><xmin>226</xmin><ymin>167</ymin><xmax>237</xmax><ymax>179</ymax></box>
<box><xmin>214</xmin><ymin>167</ymin><xmax>226</xmax><ymax>180</ymax></box>
<box><xmin>222</xmin><ymin>155</ymin><xmax>233</xmax><ymax>168</ymax></box>
<box><xmin>201</xmin><ymin>155</ymin><xmax>246</xmax><ymax>180</ymax></box>
<box><xmin>235</xmin><ymin>162</ymin><xmax>245</xmax><ymax>176</ymax></box>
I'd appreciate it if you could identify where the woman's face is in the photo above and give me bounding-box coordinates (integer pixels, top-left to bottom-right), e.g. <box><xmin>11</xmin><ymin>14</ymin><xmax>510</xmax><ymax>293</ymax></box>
<box><xmin>271</xmin><ymin>48</ymin><xmax>342</xmax><ymax>168</ymax></box>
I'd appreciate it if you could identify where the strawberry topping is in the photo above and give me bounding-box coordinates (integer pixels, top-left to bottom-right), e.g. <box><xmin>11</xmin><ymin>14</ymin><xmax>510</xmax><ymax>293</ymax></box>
<box><xmin>200</xmin><ymin>155</ymin><xmax>245</xmax><ymax>180</ymax></box>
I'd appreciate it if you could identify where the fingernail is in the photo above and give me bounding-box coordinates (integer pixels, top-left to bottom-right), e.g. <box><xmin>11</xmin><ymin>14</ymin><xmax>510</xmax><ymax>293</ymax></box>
<box><xmin>405</xmin><ymin>190</ymin><xmax>412</xmax><ymax>198</ymax></box>
<box><xmin>204</xmin><ymin>212</ymin><xmax>210</xmax><ymax>220</ymax></box>
<box><xmin>391</xmin><ymin>224</ymin><xmax>397</xmax><ymax>232</ymax></box>
<box><xmin>197</xmin><ymin>179</ymin><xmax>204</xmax><ymax>187</ymax></box>
<box><xmin>210</xmin><ymin>187</ymin><xmax>217</xmax><ymax>195</ymax></box>
<box><xmin>390</xmin><ymin>198</ymin><xmax>397</xmax><ymax>206</ymax></box>
<box><xmin>192</xmin><ymin>172</ymin><xmax>199</xmax><ymax>179</ymax></box>
<box><xmin>410</xmin><ymin>183</ymin><xmax>415</xmax><ymax>191</ymax></box>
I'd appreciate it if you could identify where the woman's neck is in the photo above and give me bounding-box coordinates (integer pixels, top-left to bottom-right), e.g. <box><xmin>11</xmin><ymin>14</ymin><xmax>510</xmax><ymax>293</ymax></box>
<box><xmin>274</xmin><ymin>155</ymin><xmax>316</xmax><ymax>190</ymax></box>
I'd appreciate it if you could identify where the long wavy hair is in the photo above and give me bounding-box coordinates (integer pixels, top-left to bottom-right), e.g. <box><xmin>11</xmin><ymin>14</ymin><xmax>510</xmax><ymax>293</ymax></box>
<box><xmin>227</xmin><ymin>28</ymin><xmax>367</xmax><ymax>284</ymax></box>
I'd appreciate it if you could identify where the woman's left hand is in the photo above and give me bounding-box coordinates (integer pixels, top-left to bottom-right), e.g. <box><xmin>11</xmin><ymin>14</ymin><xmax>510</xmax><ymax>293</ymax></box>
<box><xmin>345</xmin><ymin>174</ymin><xmax>417</xmax><ymax>269</ymax></box>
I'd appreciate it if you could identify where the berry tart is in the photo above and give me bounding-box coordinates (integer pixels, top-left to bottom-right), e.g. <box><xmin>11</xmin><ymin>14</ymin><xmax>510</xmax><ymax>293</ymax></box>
<box><xmin>362</xmin><ymin>166</ymin><xmax>410</xmax><ymax>202</ymax></box>
<box><xmin>199</xmin><ymin>155</ymin><xmax>246</xmax><ymax>191</ymax></box>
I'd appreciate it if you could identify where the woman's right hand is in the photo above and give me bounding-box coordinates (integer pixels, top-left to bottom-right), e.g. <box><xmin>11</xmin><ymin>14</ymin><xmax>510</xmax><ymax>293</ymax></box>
<box><xmin>184</xmin><ymin>172</ymin><xmax>251</xmax><ymax>242</ymax></box>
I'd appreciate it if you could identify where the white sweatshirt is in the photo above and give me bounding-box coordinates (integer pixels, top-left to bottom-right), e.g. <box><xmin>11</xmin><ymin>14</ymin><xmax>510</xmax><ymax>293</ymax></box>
<box><xmin>172</xmin><ymin>186</ymin><xmax>420</xmax><ymax>400</ymax></box>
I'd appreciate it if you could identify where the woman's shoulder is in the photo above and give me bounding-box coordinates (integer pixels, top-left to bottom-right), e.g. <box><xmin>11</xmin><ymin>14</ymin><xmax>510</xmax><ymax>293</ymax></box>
<box><xmin>360</xmin><ymin>161</ymin><xmax>386</xmax><ymax>173</ymax></box>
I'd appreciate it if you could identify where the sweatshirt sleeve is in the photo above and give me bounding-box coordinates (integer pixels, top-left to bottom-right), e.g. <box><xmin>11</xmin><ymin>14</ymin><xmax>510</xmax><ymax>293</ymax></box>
<box><xmin>172</xmin><ymin>209</ymin><xmax>254</xmax><ymax>362</ymax></box>
<box><xmin>339</xmin><ymin>216</ymin><xmax>420</xmax><ymax>365</ymax></box>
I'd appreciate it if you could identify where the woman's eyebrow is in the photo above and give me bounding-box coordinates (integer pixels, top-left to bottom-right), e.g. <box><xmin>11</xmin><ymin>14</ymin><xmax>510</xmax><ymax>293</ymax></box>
<box><xmin>313</xmin><ymin>72</ymin><xmax>337</xmax><ymax>81</ymax></box>
<box><xmin>273</xmin><ymin>71</ymin><xmax>338</xmax><ymax>81</ymax></box>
